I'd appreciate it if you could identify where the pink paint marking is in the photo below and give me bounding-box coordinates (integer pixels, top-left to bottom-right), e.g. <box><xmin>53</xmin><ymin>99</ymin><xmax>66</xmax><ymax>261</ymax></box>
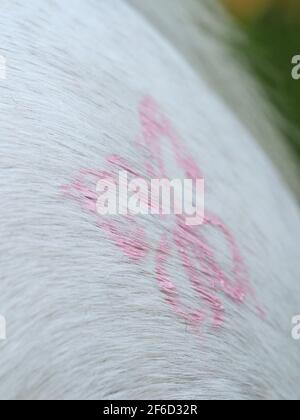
<box><xmin>139</xmin><ymin>96</ymin><xmax>203</xmax><ymax>180</ymax></box>
<box><xmin>156</xmin><ymin>233</ymin><xmax>205</xmax><ymax>330</ymax></box>
<box><xmin>62</xmin><ymin>168</ymin><xmax>149</xmax><ymax>261</ymax></box>
<box><xmin>138</xmin><ymin>96</ymin><xmax>264</xmax><ymax>325</ymax></box>
<box><xmin>99</xmin><ymin>216</ymin><xmax>148</xmax><ymax>261</ymax></box>
<box><xmin>62</xmin><ymin>96</ymin><xmax>265</xmax><ymax>333</ymax></box>
<box><xmin>107</xmin><ymin>155</ymin><xmax>142</xmax><ymax>178</ymax></box>
<box><xmin>174</xmin><ymin>224</ymin><xmax>225</xmax><ymax>327</ymax></box>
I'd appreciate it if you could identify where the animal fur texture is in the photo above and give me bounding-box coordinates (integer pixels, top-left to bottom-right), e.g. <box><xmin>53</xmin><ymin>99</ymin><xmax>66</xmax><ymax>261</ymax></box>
<box><xmin>0</xmin><ymin>0</ymin><xmax>300</xmax><ymax>400</ymax></box>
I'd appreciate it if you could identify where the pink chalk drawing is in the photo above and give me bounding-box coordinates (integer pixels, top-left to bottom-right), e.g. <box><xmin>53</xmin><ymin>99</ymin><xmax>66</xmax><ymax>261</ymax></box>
<box><xmin>62</xmin><ymin>96</ymin><xmax>264</xmax><ymax>332</ymax></box>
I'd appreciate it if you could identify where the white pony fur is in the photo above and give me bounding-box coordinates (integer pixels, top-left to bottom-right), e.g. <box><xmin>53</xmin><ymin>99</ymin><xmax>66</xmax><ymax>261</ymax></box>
<box><xmin>0</xmin><ymin>0</ymin><xmax>299</xmax><ymax>400</ymax></box>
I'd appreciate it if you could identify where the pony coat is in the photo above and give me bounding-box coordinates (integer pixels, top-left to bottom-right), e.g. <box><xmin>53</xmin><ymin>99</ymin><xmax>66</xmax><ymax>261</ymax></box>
<box><xmin>0</xmin><ymin>0</ymin><xmax>299</xmax><ymax>400</ymax></box>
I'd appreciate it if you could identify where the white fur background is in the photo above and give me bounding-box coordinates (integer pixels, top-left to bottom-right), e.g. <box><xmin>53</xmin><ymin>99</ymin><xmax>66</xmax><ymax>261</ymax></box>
<box><xmin>0</xmin><ymin>0</ymin><xmax>299</xmax><ymax>400</ymax></box>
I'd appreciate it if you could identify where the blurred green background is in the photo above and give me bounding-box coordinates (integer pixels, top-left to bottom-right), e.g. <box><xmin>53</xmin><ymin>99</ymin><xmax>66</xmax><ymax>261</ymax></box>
<box><xmin>223</xmin><ymin>0</ymin><xmax>300</xmax><ymax>159</ymax></box>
